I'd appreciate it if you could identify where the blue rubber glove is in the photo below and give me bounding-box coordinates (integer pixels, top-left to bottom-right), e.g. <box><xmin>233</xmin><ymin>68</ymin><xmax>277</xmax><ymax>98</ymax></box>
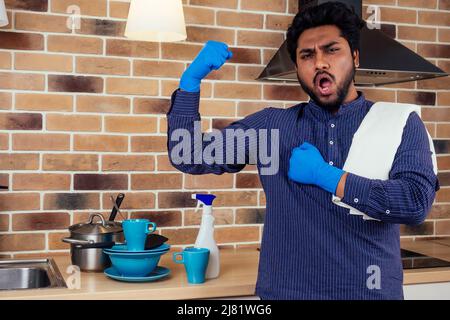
<box><xmin>288</xmin><ymin>142</ymin><xmax>345</xmax><ymax>194</ymax></box>
<box><xmin>180</xmin><ymin>40</ymin><xmax>233</xmax><ymax>92</ymax></box>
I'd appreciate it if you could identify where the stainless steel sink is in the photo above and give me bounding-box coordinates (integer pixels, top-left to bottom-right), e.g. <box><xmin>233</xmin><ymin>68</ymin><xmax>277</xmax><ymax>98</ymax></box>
<box><xmin>0</xmin><ymin>259</ymin><xmax>67</xmax><ymax>291</ymax></box>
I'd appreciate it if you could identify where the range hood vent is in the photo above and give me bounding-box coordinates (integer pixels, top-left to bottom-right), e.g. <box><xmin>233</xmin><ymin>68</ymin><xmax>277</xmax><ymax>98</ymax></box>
<box><xmin>257</xmin><ymin>0</ymin><xmax>448</xmax><ymax>86</ymax></box>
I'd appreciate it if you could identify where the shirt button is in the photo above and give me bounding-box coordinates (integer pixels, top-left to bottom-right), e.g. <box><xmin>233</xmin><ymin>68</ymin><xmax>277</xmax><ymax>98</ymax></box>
<box><xmin>386</xmin><ymin>210</ymin><xmax>390</xmax><ymax>214</ymax></box>
<box><xmin>331</xmin><ymin>123</ymin><xmax>335</xmax><ymax>128</ymax></box>
<box><xmin>329</xmin><ymin>140</ymin><xmax>334</xmax><ymax>145</ymax></box>
<box><xmin>354</xmin><ymin>198</ymin><xmax>359</xmax><ymax>203</ymax></box>
<box><xmin>329</xmin><ymin>161</ymin><xmax>334</xmax><ymax>166</ymax></box>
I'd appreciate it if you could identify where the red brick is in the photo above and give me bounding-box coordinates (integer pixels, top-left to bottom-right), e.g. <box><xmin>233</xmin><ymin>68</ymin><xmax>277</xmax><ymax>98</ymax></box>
<box><xmin>46</xmin><ymin>114</ymin><xmax>102</xmax><ymax>132</ymax></box>
<box><xmin>44</xmin><ymin>193</ymin><xmax>100</xmax><ymax>210</ymax></box>
<box><xmin>51</xmin><ymin>0</ymin><xmax>107</xmax><ymax>16</ymax></box>
<box><xmin>77</xmin><ymin>56</ymin><xmax>130</xmax><ymax>76</ymax></box>
<box><xmin>102</xmin><ymin>192</ymin><xmax>155</xmax><ymax>210</ymax></box>
<box><xmin>133</xmin><ymin>60</ymin><xmax>185</xmax><ymax>78</ymax></box>
<box><xmin>106</xmin><ymin>39</ymin><xmax>159</xmax><ymax>58</ymax></box>
<box><xmin>241</xmin><ymin>0</ymin><xmax>286</xmax><ymax>13</ymax></box>
<box><xmin>0</xmin><ymin>72</ymin><xmax>44</xmax><ymax>90</ymax></box>
<box><xmin>161</xmin><ymin>228</ymin><xmax>199</xmax><ymax>245</ymax></box>
<box><xmin>103</xmin><ymin>155</ymin><xmax>155</xmax><ymax>172</ymax></box>
<box><xmin>131</xmin><ymin>174</ymin><xmax>183</xmax><ymax>190</ymax></box>
<box><xmin>43</xmin><ymin>154</ymin><xmax>99</xmax><ymax>171</ymax></box>
<box><xmin>236</xmin><ymin>173</ymin><xmax>262</xmax><ymax>188</ymax></box>
<box><xmin>105</xmin><ymin>116</ymin><xmax>157</xmax><ymax>133</ymax></box>
<box><xmin>266</xmin><ymin>14</ymin><xmax>293</xmax><ymax>31</ymax></box>
<box><xmin>0</xmin><ymin>153</ymin><xmax>39</xmax><ymax>170</ymax></box>
<box><xmin>213</xmin><ymin>191</ymin><xmax>258</xmax><ymax>207</ymax></box>
<box><xmin>0</xmin><ymin>193</ymin><xmax>40</xmax><ymax>211</ymax></box>
<box><xmin>77</xmin><ymin>95</ymin><xmax>130</xmax><ymax>114</ymax></box>
<box><xmin>74</xmin><ymin>134</ymin><xmax>128</xmax><ymax>152</ymax></box>
<box><xmin>217</xmin><ymin>11</ymin><xmax>263</xmax><ymax>28</ymax></box>
<box><xmin>0</xmin><ymin>113</ymin><xmax>42</xmax><ymax>130</ymax></box>
<box><xmin>158</xmin><ymin>192</ymin><xmax>198</xmax><ymax>209</ymax></box>
<box><xmin>133</xmin><ymin>98</ymin><xmax>170</xmax><ymax>114</ymax></box>
<box><xmin>48</xmin><ymin>75</ymin><xmax>103</xmax><ymax>93</ymax></box>
<box><xmin>13</xmin><ymin>133</ymin><xmax>70</xmax><ymax>151</ymax></box>
<box><xmin>16</xmin><ymin>93</ymin><xmax>73</xmax><ymax>112</ymax></box>
<box><xmin>48</xmin><ymin>35</ymin><xmax>103</xmax><ymax>54</ymax></box>
<box><xmin>189</xmin><ymin>0</ymin><xmax>238</xmax><ymax>9</ymax></box>
<box><xmin>0</xmin><ymin>31</ymin><xmax>44</xmax><ymax>50</ymax></box>
<box><xmin>0</xmin><ymin>52</ymin><xmax>11</xmax><ymax>69</ymax></box>
<box><xmin>215</xmin><ymin>226</ymin><xmax>260</xmax><ymax>243</ymax></box>
<box><xmin>215</xmin><ymin>83</ymin><xmax>261</xmax><ymax>99</ymax></box>
<box><xmin>5</xmin><ymin>0</ymin><xmax>48</xmax><ymax>11</ymax></box>
<box><xmin>13</xmin><ymin>173</ymin><xmax>70</xmax><ymax>191</ymax></box>
<box><xmin>0</xmin><ymin>92</ymin><xmax>11</xmax><ymax>110</ymax></box>
<box><xmin>161</xmin><ymin>43</ymin><xmax>202</xmax><ymax>61</ymax></box>
<box><xmin>186</xmin><ymin>26</ymin><xmax>235</xmax><ymax>44</ymax></box>
<box><xmin>0</xmin><ymin>233</ymin><xmax>45</xmax><ymax>251</ymax></box>
<box><xmin>185</xmin><ymin>174</ymin><xmax>234</xmax><ymax>189</ymax></box>
<box><xmin>76</xmin><ymin>18</ymin><xmax>126</xmax><ymax>37</ymax></box>
<box><xmin>109</xmin><ymin>1</ymin><xmax>130</xmax><ymax>19</ymax></box>
<box><xmin>106</xmin><ymin>78</ymin><xmax>158</xmax><ymax>96</ymax></box>
<box><xmin>184</xmin><ymin>6</ymin><xmax>215</xmax><ymax>25</ymax></box>
<box><xmin>419</xmin><ymin>11</ymin><xmax>450</xmax><ymax>26</ymax></box>
<box><xmin>131</xmin><ymin>136</ymin><xmax>167</xmax><ymax>152</ymax></box>
<box><xmin>130</xmin><ymin>211</ymin><xmax>181</xmax><ymax>227</ymax></box>
<box><xmin>237</xmin><ymin>30</ymin><xmax>284</xmax><ymax>48</ymax></box>
<box><xmin>74</xmin><ymin>174</ymin><xmax>128</xmax><ymax>190</ymax></box>
<box><xmin>15</xmin><ymin>12</ymin><xmax>70</xmax><ymax>33</ymax></box>
<box><xmin>12</xmin><ymin>212</ymin><xmax>70</xmax><ymax>231</ymax></box>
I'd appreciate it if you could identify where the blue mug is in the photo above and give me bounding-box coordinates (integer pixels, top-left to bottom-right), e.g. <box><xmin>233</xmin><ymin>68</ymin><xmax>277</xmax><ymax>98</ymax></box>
<box><xmin>122</xmin><ymin>219</ymin><xmax>157</xmax><ymax>251</ymax></box>
<box><xmin>173</xmin><ymin>247</ymin><xmax>210</xmax><ymax>284</ymax></box>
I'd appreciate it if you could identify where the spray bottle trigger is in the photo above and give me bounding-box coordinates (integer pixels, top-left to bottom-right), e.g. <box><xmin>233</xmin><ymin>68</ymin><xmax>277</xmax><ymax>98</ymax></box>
<box><xmin>195</xmin><ymin>201</ymin><xmax>202</xmax><ymax>213</ymax></box>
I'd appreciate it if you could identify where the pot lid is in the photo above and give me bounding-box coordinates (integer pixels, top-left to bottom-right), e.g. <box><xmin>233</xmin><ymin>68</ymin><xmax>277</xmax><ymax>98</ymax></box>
<box><xmin>69</xmin><ymin>213</ymin><xmax>122</xmax><ymax>235</ymax></box>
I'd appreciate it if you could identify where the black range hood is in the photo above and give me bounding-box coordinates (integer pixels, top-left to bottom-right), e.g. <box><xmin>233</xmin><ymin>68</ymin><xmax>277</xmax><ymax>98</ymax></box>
<box><xmin>257</xmin><ymin>0</ymin><xmax>449</xmax><ymax>86</ymax></box>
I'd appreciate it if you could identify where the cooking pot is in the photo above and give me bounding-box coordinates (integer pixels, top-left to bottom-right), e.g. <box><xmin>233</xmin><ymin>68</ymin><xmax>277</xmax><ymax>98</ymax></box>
<box><xmin>62</xmin><ymin>213</ymin><xmax>124</xmax><ymax>272</ymax></box>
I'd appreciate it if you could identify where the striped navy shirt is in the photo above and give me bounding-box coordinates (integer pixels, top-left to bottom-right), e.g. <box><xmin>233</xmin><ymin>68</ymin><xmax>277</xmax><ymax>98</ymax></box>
<box><xmin>167</xmin><ymin>89</ymin><xmax>440</xmax><ymax>300</ymax></box>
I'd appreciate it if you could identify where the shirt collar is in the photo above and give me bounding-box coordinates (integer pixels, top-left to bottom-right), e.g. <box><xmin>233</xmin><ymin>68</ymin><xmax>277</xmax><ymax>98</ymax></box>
<box><xmin>306</xmin><ymin>90</ymin><xmax>366</xmax><ymax>122</ymax></box>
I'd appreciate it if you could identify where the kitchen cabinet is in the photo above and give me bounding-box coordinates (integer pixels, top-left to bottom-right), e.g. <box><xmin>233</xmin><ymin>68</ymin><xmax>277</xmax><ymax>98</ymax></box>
<box><xmin>403</xmin><ymin>282</ymin><xmax>450</xmax><ymax>300</ymax></box>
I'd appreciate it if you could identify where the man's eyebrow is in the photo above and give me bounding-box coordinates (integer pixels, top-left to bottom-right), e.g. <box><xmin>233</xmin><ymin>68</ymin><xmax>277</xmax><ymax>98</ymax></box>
<box><xmin>298</xmin><ymin>41</ymin><xmax>340</xmax><ymax>54</ymax></box>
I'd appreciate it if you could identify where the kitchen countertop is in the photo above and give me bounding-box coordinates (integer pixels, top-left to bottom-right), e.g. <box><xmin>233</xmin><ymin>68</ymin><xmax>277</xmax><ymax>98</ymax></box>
<box><xmin>1</xmin><ymin>242</ymin><xmax>450</xmax><ymax>300</ymax></box>
<box><xmin>0</xmin><ymin>248</ymin><xmax>258</xmax><ymax>300</ymax></box>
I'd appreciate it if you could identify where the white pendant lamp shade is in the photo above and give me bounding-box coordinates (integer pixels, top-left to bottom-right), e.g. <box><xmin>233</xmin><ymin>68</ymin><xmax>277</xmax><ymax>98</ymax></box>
<box><xmin>125</xmin><ymin>0</ymin><xmax>187</xmax><ymax>42</ymax></box>
<box><xmin>0</xmin><ymin>0</ymin><xmax>8</xmax><ymax>27</ymax></box>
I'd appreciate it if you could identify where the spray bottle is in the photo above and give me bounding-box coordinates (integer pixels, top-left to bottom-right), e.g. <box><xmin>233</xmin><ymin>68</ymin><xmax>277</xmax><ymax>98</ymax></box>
<box><xmin>192</xmin><ymin>193</ymin><xmax>219</xmax><ymax>279</ymax></box>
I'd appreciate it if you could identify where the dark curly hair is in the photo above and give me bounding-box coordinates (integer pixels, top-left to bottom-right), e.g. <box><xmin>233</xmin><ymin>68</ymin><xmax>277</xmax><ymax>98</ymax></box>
<box><xmin>286</xmin><ymin>2</ymin><xmax>366</xmax><ymax>64</ymax></box>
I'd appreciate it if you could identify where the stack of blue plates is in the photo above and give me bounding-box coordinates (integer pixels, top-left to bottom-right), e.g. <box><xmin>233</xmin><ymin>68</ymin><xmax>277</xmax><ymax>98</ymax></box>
<box><xmin>103</xmin><ymin>244</ymin><xmax>171</xmax><ymax>282</ymax></box>
<box><xmin>104</xmin><ymin>243</ymin><xmax>170</xmax><ymax>254</ymax></box>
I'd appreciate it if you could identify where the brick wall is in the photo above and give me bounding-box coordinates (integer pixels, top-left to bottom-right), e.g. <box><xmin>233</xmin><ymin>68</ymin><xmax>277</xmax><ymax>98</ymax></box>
<box><xmin>0</xmin><ymin>0</ymin><xmax>448</xmax><ymax>257</ymax></box>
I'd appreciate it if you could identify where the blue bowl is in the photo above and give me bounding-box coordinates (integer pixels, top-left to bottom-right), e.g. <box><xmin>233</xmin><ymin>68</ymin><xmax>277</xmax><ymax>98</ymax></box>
<box><xmin>105</xmin><ymin>243</ymin><xmax>170</xmax><ymax>254</ymax></box>
<box><xmin>103</xmin><ymin>250</ymin><xmax>168</xmax><ymax>277</ymax></box>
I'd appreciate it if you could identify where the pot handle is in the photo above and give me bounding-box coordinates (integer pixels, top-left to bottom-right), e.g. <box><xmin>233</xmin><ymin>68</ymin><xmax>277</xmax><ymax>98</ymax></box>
<box><xmin>87</xmin><ymin>213</ymin><xmax>106</xmax><ymax>227</ymax></box>
<box><xmin>62</xmin><ymin>237</ymin><xmax>94</xmax><ymax>245</ymax></box>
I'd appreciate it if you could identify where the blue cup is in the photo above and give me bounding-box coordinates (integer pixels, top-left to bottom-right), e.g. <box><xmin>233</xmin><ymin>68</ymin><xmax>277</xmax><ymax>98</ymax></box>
<box><xmin>122</xmin><ymin>219</ymin><xmax>157</xmax><ymax>251</ymax></box>
<box><xmin>173</xmin><ymin>247</ymin><xmax>210</xmax><ymax>284</ymax></box>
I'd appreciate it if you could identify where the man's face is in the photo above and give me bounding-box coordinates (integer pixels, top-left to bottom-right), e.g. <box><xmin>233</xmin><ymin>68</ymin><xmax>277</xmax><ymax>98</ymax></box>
<box><xmin>295</xmin><ymin>25</ymin><xmax>359</xmax><ymax>112</ymax></box>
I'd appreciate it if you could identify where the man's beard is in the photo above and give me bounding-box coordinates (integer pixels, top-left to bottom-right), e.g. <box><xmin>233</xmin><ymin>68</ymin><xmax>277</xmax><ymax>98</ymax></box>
<box><xmin>297</xmin><ymin>64</ymin><xmax>356</xmax><ymax>113</ymax></box>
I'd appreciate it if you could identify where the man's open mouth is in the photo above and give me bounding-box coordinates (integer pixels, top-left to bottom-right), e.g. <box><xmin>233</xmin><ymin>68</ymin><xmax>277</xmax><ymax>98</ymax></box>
<box><xmin>315</xmin><ymin>73</ymin><xmax>334</xmax><ymax>96</ymax></box>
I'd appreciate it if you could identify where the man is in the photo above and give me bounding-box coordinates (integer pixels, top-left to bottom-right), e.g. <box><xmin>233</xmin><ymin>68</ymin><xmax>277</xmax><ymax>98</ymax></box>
<box><xmin>166</xmin><ymin>2</ymin><xmax>439</xmax><ymax>299</ymax></box>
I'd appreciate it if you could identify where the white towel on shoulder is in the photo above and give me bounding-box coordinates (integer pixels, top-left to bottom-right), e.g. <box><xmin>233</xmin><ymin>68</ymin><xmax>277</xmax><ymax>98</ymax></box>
<box><xmin>332</xmin><ymin>102</ymin><xmax>438</xmax><ymax>221</ymax></box>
